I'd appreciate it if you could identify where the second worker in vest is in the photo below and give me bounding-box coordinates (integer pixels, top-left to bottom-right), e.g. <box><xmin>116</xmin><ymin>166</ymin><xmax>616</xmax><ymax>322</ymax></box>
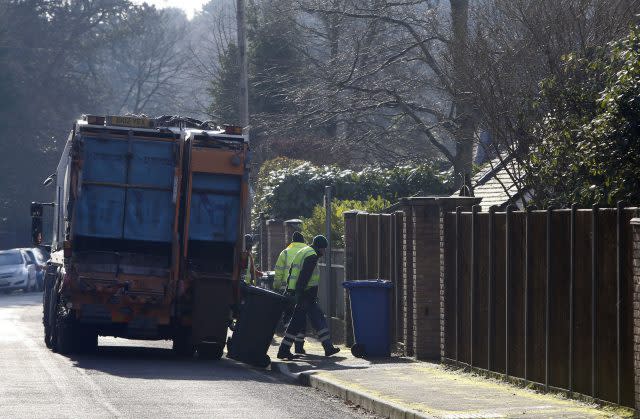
<box><xmin>277</xmin><ymin>235</ymin><xmax>340</xmax><ymax>360</ymax></box>
<box><xmin>273</xmin><ymin>231</ymin><xmax>308</xmax><ymax>353</ymax></box>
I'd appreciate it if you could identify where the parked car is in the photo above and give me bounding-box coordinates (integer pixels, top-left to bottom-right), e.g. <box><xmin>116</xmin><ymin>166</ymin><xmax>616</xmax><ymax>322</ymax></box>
<box><xmin>0</xmin><ymin>249</ymin><xmax>38</xmax><ymax>293</ymax></box>
<box><xmin>28</xmin><ymin>247</ymin><xmax>50</xmax><ymax>291</ymax></box>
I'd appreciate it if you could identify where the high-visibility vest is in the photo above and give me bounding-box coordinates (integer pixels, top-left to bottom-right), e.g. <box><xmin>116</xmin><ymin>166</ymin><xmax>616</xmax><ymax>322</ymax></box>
<box><xmin>287</xmin><ymin>246</ymin><xmax>320</xmax><ymax>291</ymax></box>
<box><xmin>274</xmin><ymin>242</ymin><xmax>307</xmax><ymax>291</ymax></box>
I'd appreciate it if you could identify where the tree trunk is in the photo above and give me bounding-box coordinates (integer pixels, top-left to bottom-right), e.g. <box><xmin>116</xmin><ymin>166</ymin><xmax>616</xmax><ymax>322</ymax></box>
<box><xmin>450</xmin><ymin>0</ymin><xmax>475</xmax><ymax>188</ymax></box>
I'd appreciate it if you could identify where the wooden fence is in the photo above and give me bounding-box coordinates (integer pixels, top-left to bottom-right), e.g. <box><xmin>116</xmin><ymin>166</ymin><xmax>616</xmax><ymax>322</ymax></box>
<box><xmin>442</xmin><ymin>205</ymin><xmax>639</xmax><ymax>407</ymax></box>
<box><xmin>345</xmin><ymin>211</ymin><xmax>405</xmax><ymax>349</ymax></box>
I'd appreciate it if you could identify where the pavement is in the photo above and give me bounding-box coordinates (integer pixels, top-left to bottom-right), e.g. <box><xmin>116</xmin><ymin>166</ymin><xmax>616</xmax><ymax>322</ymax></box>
<box><xmin>0</xmin><ymin>291</ymin><xmax>376</xmax><ymax>418</ymax></box>
<box><xmin>268</xmin><ymin>338</ymin><xmax>634</xmax><ymax>418</ymax></box>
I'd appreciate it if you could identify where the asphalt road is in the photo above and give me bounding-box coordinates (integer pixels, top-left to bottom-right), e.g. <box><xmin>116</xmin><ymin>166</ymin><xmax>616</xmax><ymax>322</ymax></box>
<box><xmin>0</xmin><ymin>292</ymin><xmax>374</xmax><ymax>419</ymax></box>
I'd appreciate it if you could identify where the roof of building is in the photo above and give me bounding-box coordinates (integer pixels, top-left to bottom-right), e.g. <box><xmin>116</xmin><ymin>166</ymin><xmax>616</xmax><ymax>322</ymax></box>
<box><xmin>454</xmin><ymin>156</ymin><xmax>527</xmax><ymax>211</ymax></box>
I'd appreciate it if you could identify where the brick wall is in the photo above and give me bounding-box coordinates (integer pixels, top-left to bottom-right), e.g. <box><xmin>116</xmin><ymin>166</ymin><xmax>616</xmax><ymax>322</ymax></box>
<box><xmin>632</xmin><ymin>218</ymin><xmax>640</xmax><ymax>411</ymax></box>
<box><xmin>283</xmin><ymin>219</ymin><xmax>302</xmax><ymax>244</ymax></box>
<box><xmin>411</xmin><ymin>200</ymin><xmax>441</xmax><ymax>359</ymax></box>
<box><xmin>266</xmin><ymin>219</ymin><xmax>285</xmax><ymax>270</ymax></box>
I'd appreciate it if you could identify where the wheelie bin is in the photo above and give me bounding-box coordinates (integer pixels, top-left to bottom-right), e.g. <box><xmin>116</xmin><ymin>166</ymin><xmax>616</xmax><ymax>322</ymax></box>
<box><xmin>343</xmin><ymin>280</ymin><xmax>393</xmax><ymax>358</ymax></box>
<box><xmin>226</xmin><ymin>284</ymin><xmax>290</xmax><ymax>367</ymax></box>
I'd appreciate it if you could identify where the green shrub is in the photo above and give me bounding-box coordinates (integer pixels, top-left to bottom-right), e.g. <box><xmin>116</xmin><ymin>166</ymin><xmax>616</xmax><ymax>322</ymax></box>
<box><xmin>253</xmin><ymin>158</ymin><xmax>451</xmax><ymax>224</ymax></box>
<box><xmin>300</xmin><ymin>196</ymin><xmax>390</xmax><ymax>248</ymax></box>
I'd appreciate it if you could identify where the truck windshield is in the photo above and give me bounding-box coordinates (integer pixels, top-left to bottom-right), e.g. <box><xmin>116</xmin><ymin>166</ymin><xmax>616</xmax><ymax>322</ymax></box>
<box><xmin>0</xmin><ymin>252</ymin><xmax>22</xmax><ymax>265</ymax></box>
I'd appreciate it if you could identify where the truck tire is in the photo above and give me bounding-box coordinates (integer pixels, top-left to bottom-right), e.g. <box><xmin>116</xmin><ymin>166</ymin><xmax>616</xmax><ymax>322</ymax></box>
<box><xmin>196</xmin><ymin>342</ymin><xmax>224</xmax><ymax>360</ymax></box>
<box><xmin>48</xmin><ymin>283</ymin><xmax>59</xmax><ymax>352</ymax></box>
<box><xmin>172</xmin><ymin>327</ymin><xmax>195</xmax><ymax>358</ymax></box>
<box><xmin>42</xmin><ymin>279</ymin><xmax>51</xmax><ymax>348</ymax></box>
<box><xmin>55</xmin><ymin>312</ymin><xmax>76</xmax><ymax>355</ymax></box>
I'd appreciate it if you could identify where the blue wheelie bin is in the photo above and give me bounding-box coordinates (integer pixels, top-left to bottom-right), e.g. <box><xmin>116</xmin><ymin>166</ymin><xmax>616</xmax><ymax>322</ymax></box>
<box><xmin>343</xmin><ymin>279</ymin><xmax>393</xmax><ymax>358</ymax></box>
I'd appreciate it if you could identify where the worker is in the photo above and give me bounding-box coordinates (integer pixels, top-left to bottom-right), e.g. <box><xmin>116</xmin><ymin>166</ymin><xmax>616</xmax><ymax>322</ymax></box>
<box><xmin>273</xmin><ymin>231</ymin><xmax>307</xmax><ymax>292</ymax></box>
<box><xmin>274</xmin><ymin>231</ymin><xmax>308</xmax><ymax>353</ymax></box>
<box><xmin>277</xmin><ymin>235</ymin><xmax>340</xmax><ymax>360</ymax></box>
<box><xmin>241</xmin><ymin>234</ymin><xmax>262</xmax><ymax>286</ymax></box>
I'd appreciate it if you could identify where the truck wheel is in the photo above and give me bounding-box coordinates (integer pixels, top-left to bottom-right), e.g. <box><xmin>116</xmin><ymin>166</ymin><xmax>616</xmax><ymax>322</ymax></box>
<box><xmin>197</xmin><ymin>342</ymin><xmax>224</xmax><ymax>360</ymax></box>
<box><xmin>48</xmin><ymin>282</ymin><xmax>59</xmax><ymax>352</ymax></box>
<box><xmin>43</xmin><ymin>279</ymin><xmax>51</xmax><ymax>348</ymax></box>
<box><xmin>55</xmin><ymin>306</ymin><xmax>77</xmax><ymax>355</ymax></box>
<box><xmin>172</xmin><ymin>328</ymin><xmax>194</xmax><ymax>358</ymax></box>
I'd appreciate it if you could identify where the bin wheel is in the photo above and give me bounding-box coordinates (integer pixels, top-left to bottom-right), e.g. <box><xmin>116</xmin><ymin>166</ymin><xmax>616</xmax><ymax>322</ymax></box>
<box><xmin>198</xmin><ymin>343</ymin><xmax>224</xmax><ymax>360</ymax></box>
<box><xmin>351</xmin><ymin>343</ymin><xmax>366</xmax><ymax>358</ymax></box>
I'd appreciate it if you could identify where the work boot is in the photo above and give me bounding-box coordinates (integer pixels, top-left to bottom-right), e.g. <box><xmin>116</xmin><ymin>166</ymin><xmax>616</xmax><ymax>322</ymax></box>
<box><xmin>294</xmin><ymin>342</ymin><xmax>306</xmax><ymax>354</ymax></box>
<box><xmin>277</xmin><ymin>347</ymin><xmax>298</xmax><ymax>360</ymax></box>
<box><xmin>323</xmin><ymin>343</ymin><xmax>340</xmax><ymax>357</ymax></box>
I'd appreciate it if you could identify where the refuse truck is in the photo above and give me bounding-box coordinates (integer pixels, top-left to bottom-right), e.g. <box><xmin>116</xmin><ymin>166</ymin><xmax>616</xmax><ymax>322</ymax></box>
<box><xmin>31</xmin><ymin>115</ymin><xmax>249</xmax><ymax>359</ymax></box>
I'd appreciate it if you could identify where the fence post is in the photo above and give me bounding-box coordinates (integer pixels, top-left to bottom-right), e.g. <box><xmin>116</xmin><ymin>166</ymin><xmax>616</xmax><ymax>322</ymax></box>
<box><xmin>258</xmin><ymin>212</ymin><xmax>267</xmax><ymax>270</ymax></box>
<box><xmin>524</xmin><ymin>206</ymin><xmax>531</xmax><ymax>382</ymax></box>
<box><xmin>505</xmin><ymin>204</ymin><xmax>515</xmax><ymax>379</ymax></box>
<box><xmin>630</xmin><ymin>217</ymin><xmax>640</xmax><ymax>412</ymax></box>
<box><xmin>616</xmin><ymin>201</ymin><xmax>624</xmax><ymax>405</ymax></box>
<box><xmin>343</xmin><ymin>210</ymin><xmax>359</xmax><ymax>347</ymax></box>
<box><xmin>488</xmin><ymin>206</ymin><xmax>496</xmax><ymax>371</ymax></box>
<box><xmin>592</xmin><ymin>205</ymin><xmax>599</xmax><ymax>398</ymax></box>
<box><xmin>455</xmin><ymin>206</ymin><xmax>461</xmax><ymax>365</ymax></box>
<box><xmin>471</xmin><ymin>204</ymin><xmax>479</xmax><ymax>367</ymax></box>
<box><xmin>545</xmin><ymin>206</ymin><xmax>554</xmax><ymax>392</ymax></box>
<box><xmin>325</xmin><ymin>186</ymin><xmax>333</xmax><ymax>319</ymax></box>
<box><xmin>569</xmin><ymin>203</ymin><xmax>576</xmax><ymax>396</ymax></box>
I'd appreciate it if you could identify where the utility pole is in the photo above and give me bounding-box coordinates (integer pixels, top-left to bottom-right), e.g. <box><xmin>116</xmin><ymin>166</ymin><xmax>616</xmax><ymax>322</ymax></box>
<box><xmin>236</xmin><ymin>0</ymin><xmax>249</xmax><ymax>129</ymax></box>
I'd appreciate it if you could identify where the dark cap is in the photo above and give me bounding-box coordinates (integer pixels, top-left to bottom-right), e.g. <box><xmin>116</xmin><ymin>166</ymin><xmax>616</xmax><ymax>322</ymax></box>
<box><xmin>292</xmin><ymin>231</ymin><xmax>305</xmax><ymax>243</ymax></box>
<box><xmin>312</xmin><ymin>235</ymin><xmax>328</xmax><ymax>249</ymax></box>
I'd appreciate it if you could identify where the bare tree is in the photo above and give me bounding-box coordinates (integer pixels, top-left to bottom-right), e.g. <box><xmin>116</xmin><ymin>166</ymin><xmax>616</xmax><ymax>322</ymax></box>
<box><xmin>107</xmin><ymin>6</ymin><xmax>191</xmax><ymax>115</ymax></box>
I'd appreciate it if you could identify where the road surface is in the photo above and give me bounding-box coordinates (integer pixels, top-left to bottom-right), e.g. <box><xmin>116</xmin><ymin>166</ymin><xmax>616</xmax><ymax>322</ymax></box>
<box><xmin>0</xmin><ymin>292</ymin><xmax>374</xmax><ymax>418</ymax></box>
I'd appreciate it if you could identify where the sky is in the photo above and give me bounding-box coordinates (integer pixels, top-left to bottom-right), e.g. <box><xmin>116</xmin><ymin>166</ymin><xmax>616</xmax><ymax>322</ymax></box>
<box><xmin>131</xmin><ymin>0</ymin><xmax>209</xmax><ymax>19</ymax></box>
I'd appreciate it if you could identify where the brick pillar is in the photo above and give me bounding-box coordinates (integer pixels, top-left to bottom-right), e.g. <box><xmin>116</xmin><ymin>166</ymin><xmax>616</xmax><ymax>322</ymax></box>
<box><xmin>258</xmin><ymin>212</ymin><xmax>267</xmax><ymax>270</ymax></box>
<box><xmin>410</xmin><ymin>198</ymin><xmax>441</xmax><ymax>360</ymax></box>
<box><xmin>284</xmin><ymin>219</ymin><xmax>303</xmax><ymax>244</ymax></box>
<box><xmin>396</xmin><ymin>196</ymin><xmax>482</xmax><ymax>361</ymax></box>
<box><xmin>266</xmin><ymin>219</ymin><xmax>285</xmax><ymax>270</ymax></box>
<box><xmin>632</xmin><ymin>218</ymin><xmax>640</xmax><ymax>411</ymax></box>
<box><xmin>436</xmin><ymin>197</ymin><xmax>483</xmax><ymax>360</ymax></box>
<box><xmin>396</xmin><ymin>199</ymin><xmax>415</xmax><ymax>356</ymax></box>
<box><xmin>343</xmin><ymin>210</ymin><xmax>359</xmax><ymax>346</ymax></box>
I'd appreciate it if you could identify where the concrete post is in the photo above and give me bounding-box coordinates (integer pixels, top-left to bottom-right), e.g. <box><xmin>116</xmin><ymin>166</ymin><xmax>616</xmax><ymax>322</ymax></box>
<box><xmin>283</xmin><ymin>219</ymin><xmax>303</xmax><ymax>244</ymax></box>
<box><xmin>258</xmin><ymin>212</ymin><xmax>267</xmax><ymax>270</ymax></box>
<box><xmin>266</xmin><ymin>219</ymin><xmax>285</xmax><ymax>271</ymax></box>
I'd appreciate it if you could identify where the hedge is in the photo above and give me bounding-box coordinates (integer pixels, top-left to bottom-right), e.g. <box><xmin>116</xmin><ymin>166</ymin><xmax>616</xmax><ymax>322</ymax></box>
<box><xmin>253</xmin><ymin>158</ymin><xmax>451</xmax><ymax>223</ymax></box>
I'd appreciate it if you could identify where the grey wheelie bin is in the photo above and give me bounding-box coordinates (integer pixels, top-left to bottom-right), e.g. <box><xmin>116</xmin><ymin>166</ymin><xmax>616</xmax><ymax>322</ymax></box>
<box><xmin>227</xmin><ymin>285</ymin><xmax>290</xmax><ymax>367</ymax></box>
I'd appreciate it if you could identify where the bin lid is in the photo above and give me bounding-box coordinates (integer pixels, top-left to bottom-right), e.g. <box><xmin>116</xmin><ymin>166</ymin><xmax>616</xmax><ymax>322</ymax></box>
<box><xmin>243</xmin><ymin>284</ymin><xmax>289</xmax><ymax>301</ymax></box>
<box><xmin>342</xmin><ymin>279</ymin><xmax>393</xmax><ymax>289</ymax></box>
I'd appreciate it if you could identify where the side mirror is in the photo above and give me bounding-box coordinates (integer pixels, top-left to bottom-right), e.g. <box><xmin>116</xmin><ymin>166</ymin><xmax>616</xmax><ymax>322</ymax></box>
<box><xmin>31</xmin><ymin>203</ymin><xmax>43</xmax><ymax>245</ymax></box>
